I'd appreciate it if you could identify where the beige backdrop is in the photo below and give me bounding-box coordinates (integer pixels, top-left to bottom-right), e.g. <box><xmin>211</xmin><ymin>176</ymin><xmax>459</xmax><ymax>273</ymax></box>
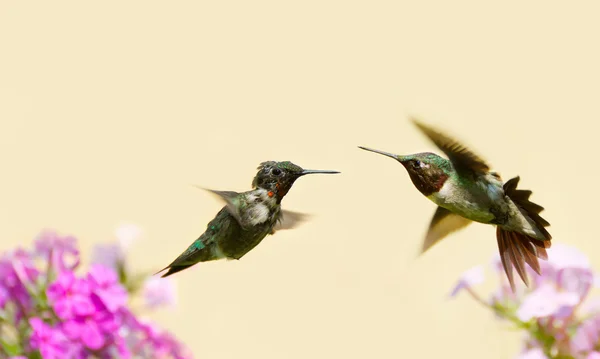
<box><xmin>1</xmin><ymin>1</ymin><xmax>598</xmax><ymax>358</ymax></box>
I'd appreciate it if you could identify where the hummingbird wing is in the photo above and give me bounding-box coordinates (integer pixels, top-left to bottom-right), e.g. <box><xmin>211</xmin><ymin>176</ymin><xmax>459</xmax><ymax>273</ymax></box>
<box><xmin>421</xmin><ymin>206</ymin><xmax>472</xmax><ymax>254</ymax></box>
<box><xmin>411</xmin><ymin>118</ymin><xmax>490</xmax><ymax>175</ymax></box>
<box><xmin>272</xmin><ymin>210</ymin><xmax>312</xmax><ymax>233</ymax></box>
<box><xmin>193</xmin><ymin>186</ymin><xmax>251</xmax><ymax>230</ymax></box>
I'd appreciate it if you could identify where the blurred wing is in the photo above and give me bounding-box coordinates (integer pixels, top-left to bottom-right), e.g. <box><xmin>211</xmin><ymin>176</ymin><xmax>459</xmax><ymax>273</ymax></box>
<box><xmin>411</xmin><ymin>117</ymin><xmax>490</xmax><ymax>175</ymax></box>
<box><xmin>193</xmin><ymin>186</ymin><xmax>248</xmax><ymax>229</ymax></box>
<box><xmin>273</xmin><ymin>210</ymin><xmax>312</xmax><ymax>233</ymax></box>
<box><xmin>421</xmin><ymin>206</ymin><xmax>472</xmax><ymax>254</ymax></box>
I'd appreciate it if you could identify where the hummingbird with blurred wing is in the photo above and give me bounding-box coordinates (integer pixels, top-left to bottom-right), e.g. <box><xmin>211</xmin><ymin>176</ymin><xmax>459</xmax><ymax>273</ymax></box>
<box><xmin>358</xmin><ymin>118</ymin><xmax>552</xmax><ymax>291</ymax></box>
<box><xmin>157</xmin><ymin>161</ymin><xmax>339</xmax><ymax>278</ymax></box>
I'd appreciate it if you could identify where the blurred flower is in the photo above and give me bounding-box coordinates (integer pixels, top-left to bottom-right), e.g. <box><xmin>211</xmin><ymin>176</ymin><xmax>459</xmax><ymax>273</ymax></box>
<box><xmin>452</xmin><ymin>242</ymin><xmax>600</xmax><ymax>359</ymax></box>
<box><xmin>47</xmin><ymin>271</ymin><xmax>95</xmax><ymax>320</ymax></box>
<box><xmin>0</xmin><ymin>250</ymin><xmax>38</xmax><ymax>320</ymax></box>
<box><xmin>29</xmin><ymin>317</ymin><xmax>69</xmax><ymax>359</ymax></box>
<box><xmin>572</xmin><ymin>317</ymin><xmax>600</xmax><ymax>354</ymax></box>
<box><xmin>122</xmin><ymin>312</ymin><xmax>191</xmax><ymax>359</ymax></box>
<box><xmin>143</xmin><ymin>276</ymin><xmax>177</xmax><ymax>309</ymax></box>
<box><xmin>87</xmin><ymin>264</ymin><xmax>128</xmax><ymax>312</ymax></box>
<box><xmin>546</xmin><ymin>243</ymin><xmax>590</xmax><ymax>270</ymax></box>
<box><xmin>34</xmin><ymin>230</ymin><xmax>80</xmax><ymax>272</ymax></box>
<box><xmin>516</xmin><ymin>283</ymin><xmax>580</xmax><ymax>321</ymax></box>
<box><xmin>91</xmin><ymin>243</ymin><xmax>125</xmax><ymax>273</ymax></box>
<box><xmin>449</xmin><ymin>265</ymin><xmax>484</xmax><ymax>297</ymax></box>
<box><xmin>0</xmin><ymin>285</ymin><xmax>8</xmax><ymax>308</ymax></box>
<box><xmin>0</xmin><ymin>228</ymin><xmax>190</xmax><ymax>358</ymax></box>
<box><xmin>61</xmin><ymin>296</ymin><xmax>119</xmax><ymax>350</ymax></box>
<box><xmin>91</xmin><ymin>224</ymin><xmax>142</xmax><ymax>285</ymax></box>
<box><xmin>517</xmin><ymin>348</ymin><xmax>548</xmax><ymax>359</ymax></box>
<box><xmin>557</xmin><ymin>267</ymin><xmax>594</xmax><ymax>301</ymax></box>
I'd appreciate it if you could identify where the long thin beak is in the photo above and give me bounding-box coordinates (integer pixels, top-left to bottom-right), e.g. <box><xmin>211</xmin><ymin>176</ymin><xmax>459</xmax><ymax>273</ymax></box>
<box><xmin>299</xmin><ymin>169</ymin><xmax>340</xmax><ymax>176</ymax></box>
<box><xmin>358</xmin><ymin>146</ymin><xmax>400</xmax><ymax>160</ymax></box>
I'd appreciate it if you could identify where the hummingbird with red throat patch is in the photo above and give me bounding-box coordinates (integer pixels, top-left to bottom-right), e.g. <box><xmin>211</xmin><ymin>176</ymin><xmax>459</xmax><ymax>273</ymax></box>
<box><xmin>157</xmin><ymin>161</ymin><xmax>339</xmax><ymax>277</ymax></box>
<box><xmin>359</xmin><ymin>118</ymin><xmax>552</xmax><ymax>291</ymax></box>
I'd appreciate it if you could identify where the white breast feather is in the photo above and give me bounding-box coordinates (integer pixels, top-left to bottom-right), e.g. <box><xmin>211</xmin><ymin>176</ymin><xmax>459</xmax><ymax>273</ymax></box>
<box><xmin>244</xmin><ymin>189</ymin><xmax>277</xmax><ymax>226</ymax></box>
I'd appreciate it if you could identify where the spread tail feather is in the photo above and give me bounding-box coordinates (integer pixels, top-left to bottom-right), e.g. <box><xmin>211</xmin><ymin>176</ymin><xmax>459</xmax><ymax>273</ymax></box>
<box><xmin>496</xmin><ymin>228</ymin><xmax>549</xmax><ymax>291</ymax></box>
<box><xmin>497</xmin><ymin>176</ymin><xmax>552</xmax><ymax>291</ymax></box>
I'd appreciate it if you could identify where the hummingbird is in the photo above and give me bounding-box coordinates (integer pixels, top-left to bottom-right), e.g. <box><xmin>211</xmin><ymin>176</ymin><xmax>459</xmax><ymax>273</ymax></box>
<box><xmin>358</xmin><ymin>118</ymin><xmax>552</xmax><ymax>291</ymax></box>
<box><xmin>156</xmin><ymin>161</ymin><xmax>340</xmax><ymax>278</ymax></box>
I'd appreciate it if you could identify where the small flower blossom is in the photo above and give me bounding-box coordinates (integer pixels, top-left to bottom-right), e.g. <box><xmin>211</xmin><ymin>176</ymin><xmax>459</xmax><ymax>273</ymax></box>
<box><xmin>91</xmin><ymin>243</ymin><xmax>125</xmax><ymax>272</ymax></box>
<box><xmin>62</xmin><ymin>307</ymin><xmax>117</xmax><ymax>350</ymax></box>
<box><xmin>0</xmin><ymin>251</ymin><xmax>38</xmax><ymax>318</ymax></box>
<box><xmin>517</xmin><ymin>348</ymin><xmax>548</xmax><ymax>359</ymax></box>
<box><xmin>546</xmin><ymin>243</ymin><xmax>590</xmax><ymax>270</ymax></box>
<box><xmin>122</xmin><ymin>312</ymin><xmax>191</xmax><ymax>358</ymax></box>
<box><xmin>34</xmin><ymin>230</ymin><xmax>80</xmax><ymax>272</ymax></box>
<box><xmin>47</xmin><ymin>271</ymin><xmax>95</xmax><ymax>319</ymax></box>
<box><xmin>0</xmin><ymin>285</ymin><xmax>8</xmax><ymax>308</ymax></box>
<box><xmin>87</xmin><ymin>264</ymin><xmax>128</xmax><ymax>312</ymax></box>
<box><xmin>143</xmin><ymin>276</ymin><xmax>177</xmax><ymax>309</ymax></box>
<box><xmin>29</xmin><ymin>318</ymin><xmax>69</xmax><ymax>359</ymax></box>
<box><xmin>449</xmin><ymin>265</ymin><xmax>484</xmax><ymax>297</ymax></box>
<box><xmin>572</xmin><ymin>317</ymin><xmax>600</xmax><ymax>354</ymax></box>
<box><xmin>557</xmin><ymin>267</ymin><xmax>594</xmax><ymax>301</ymax></box>
<box><xmin>517</xmin><ymin>283</ymin><xmax>580</xmax><ymax>321</ymax></box>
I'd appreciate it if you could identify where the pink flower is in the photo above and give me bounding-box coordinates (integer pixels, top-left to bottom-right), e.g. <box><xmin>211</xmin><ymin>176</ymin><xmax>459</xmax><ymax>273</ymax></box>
<box><xmin>120</xmin><ymin>310</ymin><xmax>192</xmax><ymax>358</ymax></box>
<box><xmin>88</xmin><ymin>264</ymin><xmax>128</xmax><ymax>312</ymax></box>
<box><xmin>449</xmin><ymin>265</ymin><xmax>484</xmax><ymax>297</ymax></box>
<box><xmin>516</xmin><ymin>283</ymin><xmax>580</xmax><ymax>321</ymax></box>
<box><xmin>517</xmin><ymin>348</ymin><xmax>548</xmax><ymax>359</ymax></box>
<box><xmin>34</xmin><ymin>230</ymin><xmax>80</xmax><ymax>272</ymax></box>
<box><xmin>47</xmin><ymin>271</ymin><xmax>95</xmax><ymax>319</ymax></box>
<box><xmin>0</xmin><ymin>285</ymin><xmax>7</xmax><ymax>308</ymax></box>
<box><xmin>61</xmin><ymin>293</ymin><xmax>120</xmax><ymax>350</ymax></box>
<box><xmin>91</xmin><ymin>243</ymin><xmax>125</xmax><ymax>273</ymax></box>
<box><xmin>29</xmin><ymin>318</ymin><xmax>69</xmax><ymax>359</ymax></box>
<box><xmin>0</xmin><ymin>250</ymin><xmax>38</xmax><ymax>318</ymax></box>
<box><xmin>572</xmin><ymin>317</ymin><xmax>600</xmax><ymax>354</ymax></box>
<box><xmin>142</xmin><ymin>276</ymin><xmax>177</xmax><ymax>309</ymax></box>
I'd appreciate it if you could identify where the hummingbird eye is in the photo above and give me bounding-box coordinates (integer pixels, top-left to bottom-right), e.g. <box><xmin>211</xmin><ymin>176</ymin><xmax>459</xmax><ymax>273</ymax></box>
<box><xmin>271</xmin><ymin>168</ymin><xmax>282</xmax><ymax>176</ymax></box>
<box><xmin>412</xmin><ymin>160</ymin><xmax>422</xmax><ymax>169</ymax></box>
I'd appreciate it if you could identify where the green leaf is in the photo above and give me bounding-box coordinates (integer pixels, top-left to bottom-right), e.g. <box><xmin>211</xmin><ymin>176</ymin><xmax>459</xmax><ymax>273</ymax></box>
<box><xmin>1</xmin><ymin>338</ymin><xmax>23</xmax><ymax>356</ymax></box>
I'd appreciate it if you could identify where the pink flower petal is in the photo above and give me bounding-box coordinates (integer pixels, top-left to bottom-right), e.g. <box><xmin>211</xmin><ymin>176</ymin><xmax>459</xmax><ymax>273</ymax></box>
<box><xmin>81</xmin><ymin>321</ymin><xmax>105</xmax><ymax>350</ymax></box>
<box><xmin>517</xmin><ymin>284</ymin><xmax>580</xmax><ymax>321</ymax></box>
<box><xmin>449</xmin><ymin>265</ymin><xmax>484</xmax><ymax>297</ymax></box>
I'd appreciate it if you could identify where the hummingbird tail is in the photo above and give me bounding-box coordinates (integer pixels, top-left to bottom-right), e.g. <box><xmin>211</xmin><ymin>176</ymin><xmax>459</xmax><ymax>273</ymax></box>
<box><xmin>496</xmin><ymin>176</ymin><xmax>552</xmax><ymax>292</ymax></box>
<box><xmin>496</xmin><ymin>228</ymin><xmax>549</xmax><ymax>292</ymax></box>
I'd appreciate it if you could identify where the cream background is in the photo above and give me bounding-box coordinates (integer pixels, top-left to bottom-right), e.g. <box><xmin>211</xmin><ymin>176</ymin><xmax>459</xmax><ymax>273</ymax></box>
<box><xmin>1</xmin><ymin>1</ymin><xmax>598</xmax><ymax>358</ymax></box>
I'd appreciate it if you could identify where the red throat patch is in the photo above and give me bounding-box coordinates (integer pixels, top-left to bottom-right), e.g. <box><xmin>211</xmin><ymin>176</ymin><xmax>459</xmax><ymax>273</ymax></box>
<box><xmin>434</xmin><ymin>173</ymin><xmax>449</xmax><ymax>191</ymax></box>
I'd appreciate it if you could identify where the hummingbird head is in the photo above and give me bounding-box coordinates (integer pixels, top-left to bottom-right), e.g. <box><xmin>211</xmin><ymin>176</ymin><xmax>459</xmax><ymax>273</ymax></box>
<box><xmin>358</xmin><ymin>146</ymin><xmax>451</xmax><ymax>196</ymax></box>
<box><xmin>252</xmin><ymin>161</ymin><xmax>340</xmax><ymax>202</ymax></box>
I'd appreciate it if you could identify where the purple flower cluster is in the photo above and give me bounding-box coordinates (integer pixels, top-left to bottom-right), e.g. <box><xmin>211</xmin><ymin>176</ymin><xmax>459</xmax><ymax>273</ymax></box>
<box><xmin>451</xmin><ymin>242</ymin><xmax>600</xmax><ymax>359</ymax></box>
<box><xmin>0</xmin><ymin>228</ymin><xmax>190</xmax><ymax>359</ymax></box>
